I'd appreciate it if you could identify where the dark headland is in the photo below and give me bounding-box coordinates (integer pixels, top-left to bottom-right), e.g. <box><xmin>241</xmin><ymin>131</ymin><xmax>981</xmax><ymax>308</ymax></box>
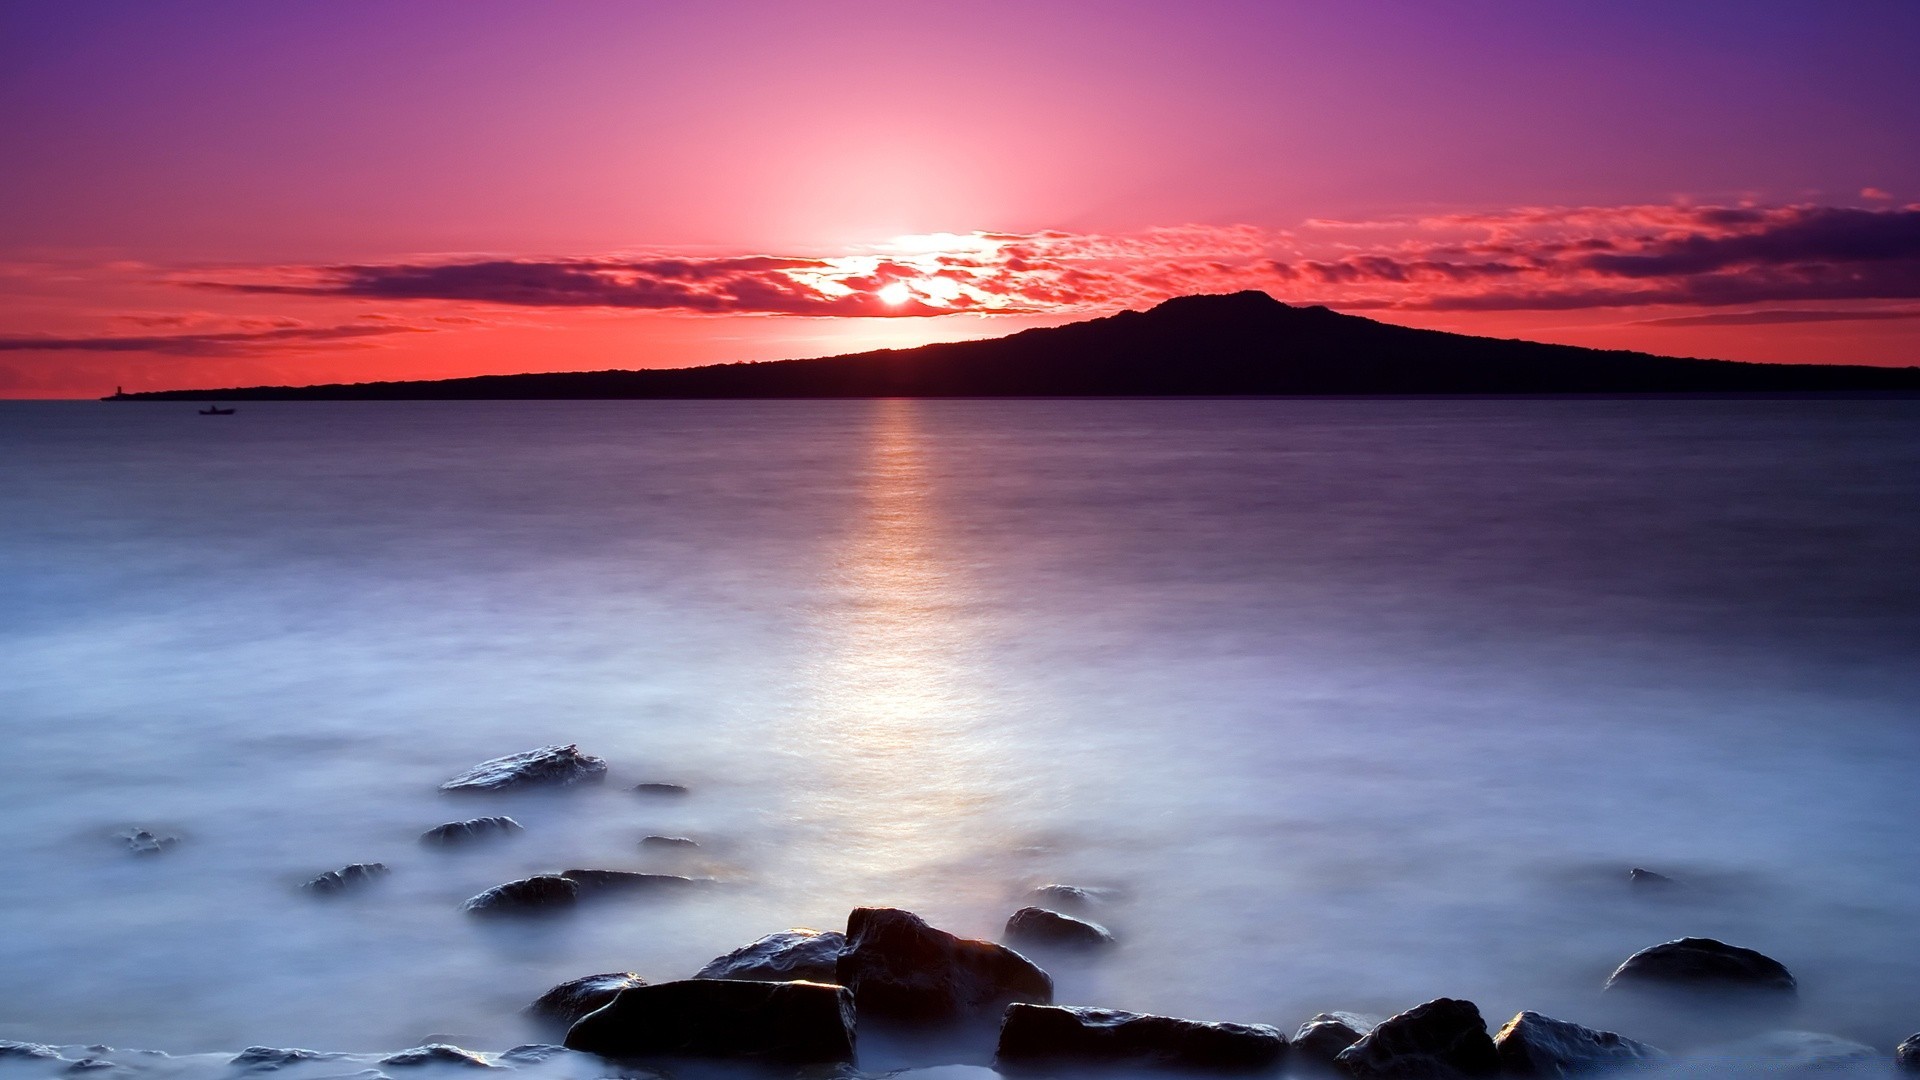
<box><xmin>106</xmin><ymin>291</ymin><xmax>1920</xmax><ymax>400</ymax></box>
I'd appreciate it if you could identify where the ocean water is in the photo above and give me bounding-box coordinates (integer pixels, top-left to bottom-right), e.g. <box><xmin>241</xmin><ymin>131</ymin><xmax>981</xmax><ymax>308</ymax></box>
<box><xmin>1</xmin><ymin>398</ymin><xmax>1917</xmax><ymax>1071</ymax></box>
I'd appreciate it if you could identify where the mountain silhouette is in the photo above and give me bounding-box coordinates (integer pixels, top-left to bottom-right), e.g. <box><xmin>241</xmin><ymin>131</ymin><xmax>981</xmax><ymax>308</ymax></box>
<box><xmin>108</xmin><ymin>291</ymin><xmax>1920</xmax><ymax>399</ymax></box>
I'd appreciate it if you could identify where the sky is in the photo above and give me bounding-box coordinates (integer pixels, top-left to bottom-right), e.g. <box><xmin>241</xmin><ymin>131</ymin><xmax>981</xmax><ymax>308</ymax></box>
<box><xmin>2</xmin><ymin>0</ymin><xmax>1918</xmax><ymax>397</ymax></box>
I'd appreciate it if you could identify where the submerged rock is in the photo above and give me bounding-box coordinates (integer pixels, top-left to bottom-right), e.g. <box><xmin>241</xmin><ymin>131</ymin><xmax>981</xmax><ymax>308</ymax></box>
<box><xmin>563</xmin><ymin>978</ymin><xmax>856</xmax><ymax>1062</ymax></box>
<box><xmin>557</xmin><ymin>868</ymin><xmax>698</xmax><ymax>893</ymax></box>
<box><xmin>1701</xmin><ymin>1031</ymin><xmax>1880</xmax><ymax>1072</ymax></box>
<box><xmin>1604</xmin><ymin>937</ymin><xmax>1796</xmax><ymax>995</ymax></box>
<box><xmin>1335</xmin><ymin>998</ymin><xmax>1500</xmax><ymax>1079</ymax></box>
<box><xmin>1492</xmin><ymin>1011</ymin><xmax>1663</xmax><ymax>1076</ymax></box>
<box><xmin>119</xmin><ymin>829</ymin><xmax>178</xmax><ymax>855</ymax></box>
<box><xmin>1628</xmin><ymin>868</ymin><xmax>1675</xmax><ymax>888</ymax></box>
<box><xmin>996</xmin><ymin>1003</ymin><xmax>1285</xmax><ymax>1070</ymax></box>
<box><xmin>1004</xmin><ymin>906</ymin><xmax>1114</xmax><ymax>948</ymax></box>
<box><xmin>1291</xmin><ymin>1012</ymin><xmax>1379</xmax><ymax>1069</ymax></box>
<box><xmin>440</xmin><ymin>745</ymin><xmax>607</xmax><ymax>792</ymax></box>
<box><xmin>527</xmin><ymin>972</ymin><xmax>648</xmax><ymax>1026</ymax></box>
<box><xmin>640</xmin><ymin>834</ymin><xmax>697</xmax><ymax>849</ymax></box>
<box><xmin>1029</xmin><ymin>884</ymin><xmax>1114</xmax><ymax>910</ymax></box>
<box><xmin>65</xmin><ymin>1060</ymin><xmax>117</xmax><ymax>1073</ymax></box>
<box><xmin>462</xmin><ymin>875</ymin><xmax>577</xmax><ymax>915</ymax></box>
<box><xmin>380</xmin><ymin>1045</ymin><xmax>495</xmax><ymax>1068</ymax></box>
<box><xmin>420</xmin><ymin>817</ymin><xmax>522</xmax><ymax>845</ymax></box>
<box><xmin>633</xmin><ymin>783</ymin><xmax>689</xmax><ymax>796</ymax></box>
<box><xmin>696</xmin><ymin>929</ymin><xmax>847</xmax><ymax>982</ymax></box>
<box><xmin>836</xmin><ymin>906</ymin><xmax>1052</xmax><ymax>1021</ymax></box>
<box><xmin>301</xmin><ymin>863</ymin><xmax>388</xmax><ymax>894</ymax></box>
<box><xmin>231</xmin><ymin>1047</ymin><xmax>347</xmax><ymax>1070</ymax></box>
<box><xmin>1899</xmin><ymin>1034</ymin><xmax>1920</xmax><ymax>1072</ymax></box>
<box><xmin>495</xmin><ymin>1045</ymin><xmax>575</xmax><ymax>1065</ymax></box>
<box><xmin>0</xmin><ymin>1042</ymin><xmax>60</xmax><ymax>1060</ymax></box>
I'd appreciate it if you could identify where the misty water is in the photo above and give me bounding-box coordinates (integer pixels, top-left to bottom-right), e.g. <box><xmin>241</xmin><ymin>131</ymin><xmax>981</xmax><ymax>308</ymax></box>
<box><xmin>2</xmin><ymin>398</ymin><xmax>1918</xmax><ymax>1073</ymax></box>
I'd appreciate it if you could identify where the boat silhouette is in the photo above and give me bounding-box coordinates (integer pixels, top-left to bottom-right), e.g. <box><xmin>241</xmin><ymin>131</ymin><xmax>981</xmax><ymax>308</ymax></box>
<box><xmin>198</xmin><ymin>405</ymin><xmax>235</xmax><ymax>415</ymax></box>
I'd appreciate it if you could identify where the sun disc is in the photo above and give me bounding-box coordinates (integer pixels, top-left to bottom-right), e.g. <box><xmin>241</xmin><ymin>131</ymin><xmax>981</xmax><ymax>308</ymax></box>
<box><xmin>878</xmin><ymin>281</ymin><xmax>912</xmax><ymax>305</ymax></box>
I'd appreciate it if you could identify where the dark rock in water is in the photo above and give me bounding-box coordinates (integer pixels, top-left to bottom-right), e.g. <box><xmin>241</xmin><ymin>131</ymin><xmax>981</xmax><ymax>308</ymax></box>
<box><xmin>696</xmin><ymin>929</ymin><xmax>847</xmax><ymax>982</ymax></box>
<box><xmin>1</xmin><ymin>1042</ymin><xmax>60</xmax><ymax>1060</ymax></box>
<box><xmin>558</xmin><ymin>868</ymin><xmax>698</xmax><ymax>893</ymax></box>
<box><xmin>527</xmin><ymin>972</ymin><xmax>648</xmax><ymax>1026</ymax></box>
<box><xmin>301</xmin><ymin>863</ymin><xmax>388</xmax><ymax>894</ymax></box>
<box><xmin>119</xmin><ymin>829</ymin><xmax>179</xmax><ymax>855</ymax></box>
<box><xmin>66</xmin><ymin>1060</ymin><xmax>117</xmax><ymax>1073</ymax></box>
<box><xmin>1029</xmin><ymin>884</ymin><xmax>1114</xmax><ymax>910</ymax></box>
<box><xmin>496</xmin><ymin>1045</ymin><xmax>573</xmax><ymax>1065</ymax></box>
<box><xmin>563</xmin><ymin>978</ymin><xmax>856</xmax><ymax>1062</ymax></box>
<box><xmin>641</xmin><ymin>834</ymin><xmax>697</xmax><ymax>849</ymax></box>
<box><xmin>380</xmin><ymin>1045</ymin><xmax>496</xmax><ymax>1068</ymax></box>
<box><xmin>633</xmin><ymin>783</ymin><xmax>689</xmax><ymax>796</ymax></box>
<box><xmin>1335</xmin><ymin>998</ymin><xmax>1500</xmax><ymax>1079</ymax></box>
<box><xmin>1899</xmin><ymin>1034</ymin><xmax>1920</xmax><ymax>1072</ymax></box>
<box><xmin>1291</xmin><ymin>1012</ymin><xmax>1379</xmax><ymax>1068</ymax></box>
<box><xmin>1628</xmin><ymin>868</ymin><xmax>1675</xmax><ymax>888</ymax></box>
<box><xmin>1492</xmin><ymin>1011</ymin><xmax>1664</xmax><ymax>1076</ymax></box>
<box><xmin>1604</xmin><ymin>937</ymin><xmax>1796</xmax><ymax>995</ymax></box>
<box><xmin>462</xmin><ymin>875</ymin><xmax>577</xmax><ymax>915</ymax></box>
<box><xmin>996</xmin><ymin>1003</ymin><xmax>1285</xmax><ymax>1070</ymax></box>
<box><xmin>836</xmin><ymin>906</ymin><xmax>1053</xmax><ymax>1021</ymax></box>
<box><xmin>440</xmin><ymin>744</ymin><xmax>608</xmax><ymax>792</ymax></box>
<box><xmin>1004</xmin><ymin>906</ymin><xmax>1114</xmax><ymax>948</ymax></box>
<box><xmin>1703</xmin><ymin>1031</ymin><xmax>1879</xmax><ymax>1072</ymax></box>
<box><xmin>232</xmin><ymin>1047</ymin><xmax>348</xmax><ymax>1070</ymax></box>
<box><xmin>421</xmin><ymin>817</ymin><xmax>522</xmax><ymax>845</ymax></box>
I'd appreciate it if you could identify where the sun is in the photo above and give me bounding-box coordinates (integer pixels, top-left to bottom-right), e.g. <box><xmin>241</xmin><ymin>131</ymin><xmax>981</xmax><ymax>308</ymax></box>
<box><xmin>878</xmin><ymin>281</ymin><xmax>912</xmax><ymax>305</ymax></box>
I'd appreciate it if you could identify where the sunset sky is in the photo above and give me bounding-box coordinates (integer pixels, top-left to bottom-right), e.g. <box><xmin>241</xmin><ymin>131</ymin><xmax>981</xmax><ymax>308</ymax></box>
<box><xmin>3</xmin><ymin>0</ymin><xmax>1918</xmax><ymax>397</ymax></box>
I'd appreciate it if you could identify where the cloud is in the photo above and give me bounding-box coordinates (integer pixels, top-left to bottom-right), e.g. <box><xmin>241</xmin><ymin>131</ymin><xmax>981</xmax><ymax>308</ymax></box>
<box><xmin>1633</xmin><ymin>308</ymin><xmax>1920</xmax><ymax>327</ymax></box>
<box><xmin>0</xmin><ymin>323</ymin><xmax>429</xmax><ymax>357</ymax></box>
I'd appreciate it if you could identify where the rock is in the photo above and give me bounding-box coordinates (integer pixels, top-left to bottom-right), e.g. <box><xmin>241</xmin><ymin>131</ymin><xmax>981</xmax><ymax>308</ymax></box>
<box><xmin>1292</xmin><ymin>1012</ymin><xmax>1379</xmax><ymax>1069</ymax></box>
<box><xmin>996</xmin><ymin>1003</ymin><xmax>1285</xmax><ymax>1070</ymax></box>
<box><xmin>696</xmin><ymin>929</ymin><xmax>847</xmax><ymax>982</ymax></box>
<box><xmin>421</xmin><ymin>817</ymin><xmax>522</xmax><ymax>845</ymax></box>
<box><xmin>633</xmin><ymin>783</ymin><xmax>689</xmax><ymax>796</ymax></box>
<box><xmin>1604</xmin><ymin>937</ymin><xmax>1796</xmax><ymax>995</ymax></box>
<box><xmin>558</xmin><ymin>868</ymin><xmax>698</xmax><ymax>893</ymax></box>
<box><xmin>1004</xmin><ymin>906</ymin><xmax>1114</xmax><ymax>948</ymax></box>
<box><xmin>563</xmin><ymin>978</ymin><xmax>856</xmax><ymax>1062</ymax></box>
<box><xmin>1335</xmin><ymin>998</ymin><xmax>1500</xmax><ymax>1079</ymax></box>
<box><xmin>301</xmin><ymin>863</ymin><xmax>388</xmax><ymax>894</ymax></box>
<box><xmin>1492</xmin><ymin>1011</ymin><xmax>1663</xmax><ymax>1076</ymax></box>
<box><xmin>66</xmin><ymin>1060</ymin><xmax>117</xmax><ymax>1073</ymax></box>
<box><xmin>835</xmin><ymin>906</ymin><xmax>1052</xmax><ymax>1021</ymax></box>
<box><xmin>1627</xmin><ymin>868</ymin><xmax>1675</xmax><ymax>887</ymax></box>
<box><xmin>1702</xmin><ymin>1031</ymin><xmax>1880</xmax><ymax>1072</ymax></box>
<box><xmin>1029</xmin><ymin>884</ymin><xmax>1114</xmax><ymax>910</ymax></box>
<box><xmin>462</xmin><ymin>875</ymin><xmax>577</xmax><ymax>915</ymax></box>
<box><xmin>120</xmin><ymin>829</ymin><xmax>178</xmax><ymax>854</ymax></box>
<box><xmin>440</xmin><ymin>744</ymin><xmax>607</xmax><ymax>792</ymax></box>
<box><xmin>379</xmin><ymin>1045</ymin><xmax>496</xmax><ymax>1068</ymax></box>
<box><xmin>1899</xmin><ymin>1034</ymin><xmax>1920</xmax><ymax>1073</ymax></box>
<box><xmin>496</xmin><ymin>1045</ymin><xmax>572</xmax><ymax>1065</ymax></box>
<box><xmin>231</xmin><ymin>1047</ymin><xmax>347</xmax><ymax>1070</ymax></box>
<box><xmin>0</xmin><ymin>1042</ymin><xmax>60</xmax><ymax>1060</ymax></box>
<box><xmin>527</xmin><ymin>972</ymin><xmax>648</xmax><ymax>1026</ymax></box>
<box><xmin>641</xmin><ymin>834</ymin><xmax>697</xmax><ymax>849</ymax></box>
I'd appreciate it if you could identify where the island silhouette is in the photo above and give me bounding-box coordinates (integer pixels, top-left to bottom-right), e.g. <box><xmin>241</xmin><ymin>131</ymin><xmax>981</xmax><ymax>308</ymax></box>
<box><xmin>106</xmin><ymin>291</ymin><xmax>1920</xmax><ymax>399</ymax></box>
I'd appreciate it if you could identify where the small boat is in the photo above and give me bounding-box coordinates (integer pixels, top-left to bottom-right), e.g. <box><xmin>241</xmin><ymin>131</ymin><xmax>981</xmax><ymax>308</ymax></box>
<box><xmin>198</xmin><ymin>405</ymin><xmax>235</xmax><ymax>415</ymax></box>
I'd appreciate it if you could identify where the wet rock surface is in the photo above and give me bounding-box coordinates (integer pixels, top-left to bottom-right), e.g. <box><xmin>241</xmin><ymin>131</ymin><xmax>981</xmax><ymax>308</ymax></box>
<box><xmin>562</xmin><ymin>978</ymin><xmax>855</xmax><ymax>1062</ymax></box>
<box><xmin>1</xmin><ymin>1042</ymin><xmax>61</xmax><ymax>1060</ymax></box>
<box><xmin>639</xmin><ymin>835</ymin><xmax>696</xmax><ymax>849</ymax></box>
<box><xmin>1627</xmin><ymin>867</ymin><xmax>1675</xmax><ymax>888</ymax></box>
<box><xmin>1492</xmin><ymin>1010</ymin><xmax>1663</xmax><ymax>1076</ymax></box>
<box><xmin>526</xmin><ymin>972</ymin><xmax>648</xmax><ymax>1027</ymax></box>
<box><xmin>835</xmin><ymin>906</ymin><xmax>1053</xmax><ymax>1021</ymax></box>
<box><xmin>461</xmin><ymin>875</ymin><xmax>577</xmax><ymax>915</ymax></box>
<box><xmin>996</xmin><ymin>1003</ymin><xmax>1285</xmax><ymax>1070</ymax></box>
<box><xmin>420</xmin><ymin>817</ymin><xmax>522</xmax><ymax>845</ymax></box>
<box><xmin>556</xmin><ymin>869</ymin><xmax>698</xmax><ymax>893</ymax></box>
<box><xmin>439</xmin><ymin>745</ymin><xmax>607</xmax><ymax>792</ymax></box>
<box><xmin>1291</xmin><ymin>1012</ymin><xmax>1378</xmax><ymax>1069</ymax></box>
<box><xmin>1003</xmin><ymin>906</ymin><xmax>1114</xmax><ymax>948</ymax></box>
<box><xmin>301</xmin><ymin>864</ymin><xmax>388</xmax><ymax>894</ymax></box>
<box><xmin>1899</xmin><ymin>1033</ymin><xmax>1920</xmax><ymax>1072</ymax></box>
<box><xmin>1604</xmin><ymin>937</ymin><xmax>1796</xmax><ymax>995</ymax></box>
<box><xmin>1028</xmin><ymin>884</ymin><xmax>1113</xmax><ymax>910</ymax></box>
<box><xmin>119</xmin><ymin>829</ymin><xmax>178</xmax><ymax>855</ymax></box>
<box><xmin>230</xmin><ymin>1047</ymin><xmax>347</xmax><ymax>1069</ymax></box>
<box><xmin>379</xmin><ymin>1045</ymin><xmax>495</xmax><ymax>1068</ymax></box>
<box><xmin>695</xmin><ymin>929</ymin><xmax>846</xmax><ymax>982</ymax></box>
<box><xmin>632</xmin><ymin>783</ymin><xmax>688</xmax><ymax>796</ymax></box>
<box><xmin>1335</xmin><ymin>997</ymin><xmax>1500</xmax><ymax>1079</ymax></box>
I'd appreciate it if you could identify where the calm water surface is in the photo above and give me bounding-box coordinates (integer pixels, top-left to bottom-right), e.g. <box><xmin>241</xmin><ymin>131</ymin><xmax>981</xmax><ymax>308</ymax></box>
<box><xmin>1</xmin><ymin>399</ymin><xmax>1916</xmax><ymax>1067</ymax></box>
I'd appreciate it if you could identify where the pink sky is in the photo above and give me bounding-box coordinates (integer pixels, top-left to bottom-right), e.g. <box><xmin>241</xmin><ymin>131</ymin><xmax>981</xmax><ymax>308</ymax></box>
<box><xmin>3</xmin><ymin>1</ymin><xmax>1918</xmax><ymax>397</ymax></box>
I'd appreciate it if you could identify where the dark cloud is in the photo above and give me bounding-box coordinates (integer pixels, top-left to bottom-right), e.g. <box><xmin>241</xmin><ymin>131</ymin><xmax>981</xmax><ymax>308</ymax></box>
<box><xmin>1634</xmin><ymin>308</ymin><xmax>1920</xmax><ymax>327</ymax></box>
<box><xmin>1581</xmin><ymin>208</ymin><xmax>1920</xmax><ymax>278</ymax></box>
<box><xmin>0</xmin><ymin>324</ymin><xmax>426</xmax><ymax>357</ymax></box>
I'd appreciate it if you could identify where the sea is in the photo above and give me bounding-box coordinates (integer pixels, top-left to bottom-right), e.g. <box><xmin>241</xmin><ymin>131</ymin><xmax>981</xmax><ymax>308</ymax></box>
<box><xmin>1</xmin><ymin>397</ymin><xmax>1917</xmax><ymax>1075</ymax></box>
